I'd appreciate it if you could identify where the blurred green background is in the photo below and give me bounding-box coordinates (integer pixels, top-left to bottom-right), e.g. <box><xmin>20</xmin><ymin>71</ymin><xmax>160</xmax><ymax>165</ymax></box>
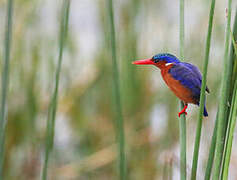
<box><xmin>0</xmin><ymin>0</ymin><xmax>237</xmax><ymax>179</ymax></box>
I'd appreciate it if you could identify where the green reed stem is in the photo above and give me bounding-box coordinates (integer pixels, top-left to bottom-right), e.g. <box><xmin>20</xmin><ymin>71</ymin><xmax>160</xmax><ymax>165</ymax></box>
<box><xmin>230</xmin><ymin>29</ymin><xmax>237</xmax><ymax>57</ymax></box>
<box><xmin>179</xmin><ymin>0</ymin><xmax>185</xmax><ymax>60</ymax></box>
<box><xmin>230</xmin><ymin>10</ymin><xmax>237</xmax><ymax>87</ymax></box>
<box><xmin>191</xmin><ymin>0</ymin><xmax>215</xmax><ymax>179</ymax></box>
<box><xmin>107</xmin><ymin>0</ymin><xmax>126</xmax><ymax>179</ymax></box>
<box><xmin>230</xmin><ymin>33</ymin><xmax>237</xmax><ymax>55</ymax></box>
<box><xmin>179</xmin><ymin>0</ymin><xmax>186</xmax><ymax>179</ymax></box>
<box><xmin>0</xmin><ymin>0</ymin><xmax>14</xmax><ymax>178</ymax></box>
<box><xmin>204</xmin><ymin>112</ymin><xmax>218</xmax><ymax>180</ymax></box>
<box><xmin>179</xmin><ymin>102</ymin><xmax>186</xmax><ymax>180</ymax></box>
<box><xmin>220</xmin><ymin>8</ymin><xmax>237</xmax><ymax>180</ymax></box>
<box><xmin>42</xmin><ymin>1</ymin><xmax>70</xmax><ymax>179</ymax></box>
<box><xmin>222</xmin><ymin>77</ymin><xmax>237</xmax><ymax>179</ymax></box>
<box><xmin>222</xmin><ymin>11</ymin><xmax>237</xmax><ymax>179</ymax></box>
<box><xmin>212</xmin><ymin>0</ymin><xmax>232</xmax><ymax>179</ymax></box>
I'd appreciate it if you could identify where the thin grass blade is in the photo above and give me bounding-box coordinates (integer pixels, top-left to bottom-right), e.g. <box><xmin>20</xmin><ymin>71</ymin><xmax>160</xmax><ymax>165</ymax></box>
<box><xmin>230</xmin><ymin>10</ymin><xmax>237</xmax><ymax>86</ymax></box>
<box><xmin>107</xmin><ymin>0</ymin><xmax>126</xmax><ymax>179</ymax></box>
<box><xmin>212</xmin><ymin>0</ymin><xmax>232</xmax><ymax>179</ymax></box>
<box><xmin>204</xmin><ymin>112</ymin><xmax>218</xmax><ymax>180</ymax></box>
<box><xmin>219</xmin><ymin>8</ymin><xmax>237</xmax><ymax>180</ymax></box>
<box><xmin>222</xmin><ymin>76</ymin><xmax>237</xmax><ymax>179</ymax></box>
<box><xmin>179</xmin><ymin>0</ymin><xmax>186</xmax><ymax>179</ymax></box>
<box><xmin>222</xmin><ymin>9</ymin><xmax>237</xmax><ymax>179</ymax></box>
<box><xmin>230</xmin><ymin>31</ymin><xmax>237</xmax><ymax>55</ymax></box>
<box><xmin>0</xmin><ymin>0</ymin><xmax>14</xmax><ymax>178</ymax></box>
<box><xmin>179</xmin><ymin>102</ymin><xmax>186</xmax><ymax>180</ymax></box>
<box><xmin>230</xmin><ymin>13</ymin><xmax>237</xmax><ymax>58</ymax></box>
<box><xmin>191</xmin><ymin>0</ymin><xmax>215</xmax><ymax>179</ymax></box>
<box><xmin>41</xmin><ymin>1</ymin><xmax>71</xmax><ymax>179</ymax></box>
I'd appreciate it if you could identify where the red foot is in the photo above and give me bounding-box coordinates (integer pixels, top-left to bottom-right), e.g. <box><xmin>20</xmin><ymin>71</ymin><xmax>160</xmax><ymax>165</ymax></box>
<box><xmin>178</xmin><ymin>105</ymin><xmax>188</xmax><ymax>117</ymax></box>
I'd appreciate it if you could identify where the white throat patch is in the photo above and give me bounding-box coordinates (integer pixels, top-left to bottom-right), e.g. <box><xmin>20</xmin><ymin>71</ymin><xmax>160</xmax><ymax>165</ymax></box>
<box><xmin>165</xmin><ymin>63</ymin><xmax>173</xmax><ymax>66</ymax></box>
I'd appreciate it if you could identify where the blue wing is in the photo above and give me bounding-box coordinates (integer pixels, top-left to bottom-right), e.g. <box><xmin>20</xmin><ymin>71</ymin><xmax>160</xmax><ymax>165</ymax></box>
<box><xmin>168</xmin><ymin>63</ymin><xmax>201</xmax><ymax>101</ymax></box>
<box><xmin>169</xmin><ymin>62</ymin><xmax>209</xmax><ymax>116</ymax></box>
<box><xmin>183</xmin><ymin>62</ymin><xmax>210</xmax><ymax>93</ymax></box>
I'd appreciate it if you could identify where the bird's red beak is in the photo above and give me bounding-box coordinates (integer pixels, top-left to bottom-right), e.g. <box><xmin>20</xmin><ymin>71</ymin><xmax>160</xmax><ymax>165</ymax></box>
<box><xmin>132</xmin><ymin>58</ymin><xmax>154</xmax><ymax>65</ymax></box>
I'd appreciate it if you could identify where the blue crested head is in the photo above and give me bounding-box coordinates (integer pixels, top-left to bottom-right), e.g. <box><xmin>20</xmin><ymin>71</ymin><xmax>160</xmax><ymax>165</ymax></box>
<box><xmin>152</xmin><ymin>53</ymin><xmax>180</xmax><ymax>64</ymax></box>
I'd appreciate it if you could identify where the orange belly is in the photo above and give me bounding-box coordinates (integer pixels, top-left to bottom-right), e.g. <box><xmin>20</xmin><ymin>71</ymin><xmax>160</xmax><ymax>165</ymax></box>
<box><xmin>161</xmin><ymin>70</ymin><xmax>196</xmax><ymax>104</ymax></box>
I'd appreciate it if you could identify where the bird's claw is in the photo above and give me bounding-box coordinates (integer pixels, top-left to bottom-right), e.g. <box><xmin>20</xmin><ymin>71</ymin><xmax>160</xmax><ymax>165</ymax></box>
<box><xmin>178</xmin><ymin>104</ymin><xmax>188</xmax><ymax>117</ymax></box>
<box><xmin>178</xmin><ymin>111</ymin><xmax>187</xmax><ymax>117</ymax></box>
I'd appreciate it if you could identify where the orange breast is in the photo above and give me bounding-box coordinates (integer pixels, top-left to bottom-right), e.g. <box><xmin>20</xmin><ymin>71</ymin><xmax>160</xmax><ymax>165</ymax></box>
<box><xmin>161</xmin><ymin>67</ymin><xmax>196</xmax><ymax>104</ymax></box>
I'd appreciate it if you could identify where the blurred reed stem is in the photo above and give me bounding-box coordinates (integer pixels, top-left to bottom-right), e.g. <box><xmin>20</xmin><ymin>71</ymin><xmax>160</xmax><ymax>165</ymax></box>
<box><xmin>191</xmin><ymin>0</ymin><xmax>215</xmax><ymax>179</ymax></box>
<box><xmin>179</xmin><ymin>0</ymin><xmax>186</xmax><ymax>179</ymax></box>
<box><xmin>42</xmin><ymin>1</ymin><xmax>70</xmax><ymax>179</ymax></box>
<box><xmin>107</xmin><ymin>0</ymin><xmax>126</xmax><ymax>179</ymax></box>
<box><xmin>212</xmin><ymin>0</ymin><xmax>232</xmax><ymax>179</ymax></box>
<box><xmin>0</xmin><ymin>0</ymin><xmax>14</xmax><ymax>178</ymax></box>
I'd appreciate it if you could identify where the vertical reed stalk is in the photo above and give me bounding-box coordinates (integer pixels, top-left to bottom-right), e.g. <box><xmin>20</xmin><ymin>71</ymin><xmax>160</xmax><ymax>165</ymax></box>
<box><xmin>222</xmin><ymin>11</ymin><xmax>237</xmax><ymax>179</ymax></box>
<box><xmin>220</xmin><ymin>12</ymin><xmax>237</xmax><ymax>180</ymax></box>
<box><xmin>229</xmin><ymin>10</ymin><xmax>237</xmax><ymax>93</ymax></box>
<box><xmin>191</xmin><ymin>0</ymin><xmax>215</xmax><ymax>179</ymax></box>
<box><xmin>204</xmin><ymin>113</ymin><xmax>218</xmax><ymax>180</ymax></box>
<box><xmin>212</xmin><ymin>0</ymin><xmax>232</xmax><ymax>179</ymax></box>
<box><xmin>222</xmin><ymin>77</ymin><xmax>237</xmax><ymax>179</ymax></box>
<box><xmin>42</xmin><ymin>1</ymin><xmax>70</xmax><ymax>179</ymax></box>
<box><xmin>179</xmin><ymin>0</ymin><xmax>186</xmax><ymax>179</ymax></box>
<box><xmin>230</xmin><ymin>31</ymin><xmax>237</xmax><ymax>56</ymax></box>
<box><xmin>107</xmin><ymin>0</ymin><xmax>126</xmax><ymax>179</ymax></box>
<box><xmin>0</xmin><ymin>0</ymin><xmax>14</xmax><ymax>178</ymax></box>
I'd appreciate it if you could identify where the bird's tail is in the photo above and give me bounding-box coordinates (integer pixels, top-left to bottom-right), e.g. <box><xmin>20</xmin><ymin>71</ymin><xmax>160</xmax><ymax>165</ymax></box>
<box><xmin>204</xmin><ymin>105</ymin><xmax>208</xmax><ymax>117</ymax></box>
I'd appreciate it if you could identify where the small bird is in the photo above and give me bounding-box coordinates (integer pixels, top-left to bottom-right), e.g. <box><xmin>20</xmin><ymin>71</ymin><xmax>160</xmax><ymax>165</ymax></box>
<box><xmin>133</xmin><ymin>53</ymin><xmax>209</xmax><ymax>117</ymax></box>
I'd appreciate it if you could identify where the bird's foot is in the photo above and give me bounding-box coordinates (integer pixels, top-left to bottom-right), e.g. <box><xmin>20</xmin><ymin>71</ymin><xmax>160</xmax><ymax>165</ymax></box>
<box><xmin>178</xmin><ymin>111</ymin><xmax>187</xmax><ymax>117</ymax></box>
<box><xmin>178</xmin><ymin>105</ymin><xmax>188</xmax><ymax>117</ymax></box>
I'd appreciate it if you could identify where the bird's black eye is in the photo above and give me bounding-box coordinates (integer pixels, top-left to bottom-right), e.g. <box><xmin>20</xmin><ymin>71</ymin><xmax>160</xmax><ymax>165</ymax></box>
<box><xmin>152</xmin><ymin>58</ymin><xmax>159</xmax><ymax>63</ymax></box>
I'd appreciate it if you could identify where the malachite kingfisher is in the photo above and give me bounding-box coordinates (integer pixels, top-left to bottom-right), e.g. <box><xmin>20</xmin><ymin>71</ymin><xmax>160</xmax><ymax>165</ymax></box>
<box><xmin>133</xmin><ymin>53</ymin><xmax>209</xmax><ymax>117</ymax></box>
